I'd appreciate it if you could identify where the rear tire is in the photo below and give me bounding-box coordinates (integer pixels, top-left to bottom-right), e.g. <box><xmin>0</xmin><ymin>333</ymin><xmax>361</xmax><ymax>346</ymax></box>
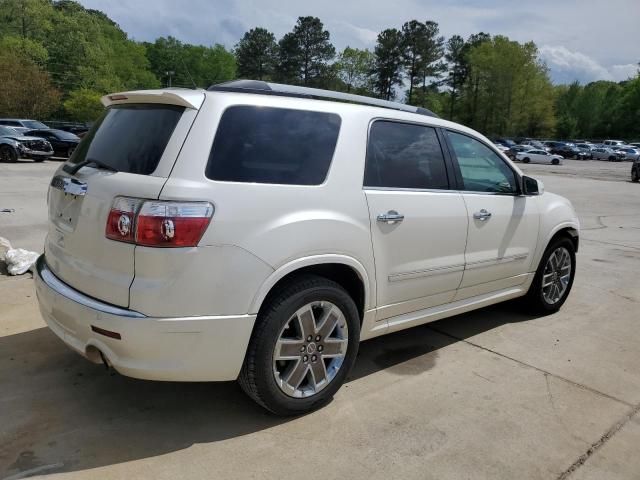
<box><xmin>239</xmin><ymin>274</ymin><xmax>360</xmax><ymax>416</ymax></box>
<box><xmin>0</xmin><ymin>145</ymin><xmax>17</xmax><ymax>163</ymax></box>
<box><xmin>523</xmin><ymin>236</ymin><xmax>576</xmax><ymax>314</ymax></box>
<box><xmin>632</xmin><ymin>168</ymin><xmax>639</xmax><ymax>182</ymax></box>
<box><xmin>552</xmin><ymin>158</ymin><xmax>560</xmax><ymax>165</ymax></box>
<box><xmin>67</xmin><ymin>146</ymin><xmax>76</xmax><ymax>158</ymax></box>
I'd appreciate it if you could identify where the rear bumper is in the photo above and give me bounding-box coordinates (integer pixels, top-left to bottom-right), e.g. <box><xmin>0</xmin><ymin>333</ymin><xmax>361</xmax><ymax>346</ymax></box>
<box><xmin>34</xmin><ymin>255</ymin><xmax>256</xmax><ymax>381</ymax></box>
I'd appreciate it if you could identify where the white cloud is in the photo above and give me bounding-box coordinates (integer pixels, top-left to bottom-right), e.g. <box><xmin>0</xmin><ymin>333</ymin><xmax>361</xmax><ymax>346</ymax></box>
<box><xmin>540</xmin><ymin>45</ymin><xmax>637</xmax><ymax>84</ymax></box>
<box><xmin>77</xmin><ymin>0</ymin><xmax>639</xmax><ymax>85</ymax></box>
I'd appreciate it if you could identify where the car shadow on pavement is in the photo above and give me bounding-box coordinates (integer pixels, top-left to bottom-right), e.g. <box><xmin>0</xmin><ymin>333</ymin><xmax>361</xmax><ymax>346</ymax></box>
<box><xmin>0</xmin><ymin>301</ymin><xmax>540</xmax><ymax>477</ymax></box>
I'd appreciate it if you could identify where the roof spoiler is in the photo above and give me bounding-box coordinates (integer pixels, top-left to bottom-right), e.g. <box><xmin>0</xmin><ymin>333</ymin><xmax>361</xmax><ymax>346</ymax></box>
<box><xmin>101</xmin><ymin>89</ymin><xmax>205</xmax><ymax>110</ymax></box>
<box><xmin>207</xmin><ymin>80</ymin><xmax>439</xmax><ymax>118</ymax></box>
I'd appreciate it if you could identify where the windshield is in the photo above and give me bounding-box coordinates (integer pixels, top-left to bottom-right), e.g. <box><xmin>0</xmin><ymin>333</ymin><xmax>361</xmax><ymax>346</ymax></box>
<box><xmin>22</xmin><ymin>120</ymin><xmax>49</xmax><ymax>129</ymax></box>
<box><xmin>0</xmin><ymin>126</ymin><xmax>18</xmax><ymax>137</ymax></box>
<box><xmin>68</xmin><ymin>104</ymin><xmax>184</xmax><ymax>175</ymax></box>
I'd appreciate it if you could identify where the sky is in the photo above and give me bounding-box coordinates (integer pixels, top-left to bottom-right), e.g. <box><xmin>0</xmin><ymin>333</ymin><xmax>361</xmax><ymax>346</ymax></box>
<box><xmin>78</xmin><ymin>0</ymin><xmax>639</xmax><ymax>85</ymax></box>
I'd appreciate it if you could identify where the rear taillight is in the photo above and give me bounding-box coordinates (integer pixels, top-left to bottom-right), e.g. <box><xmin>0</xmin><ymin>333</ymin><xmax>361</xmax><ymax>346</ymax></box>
<box><xmin>105</xmin><ymin>197</ymin><xmax>213</xmax><ymax>248</ymax></box>
<box><xmin>106</xmin><ymin>197</ymin><xmax>142</xmax><ymax>243</ymax></box>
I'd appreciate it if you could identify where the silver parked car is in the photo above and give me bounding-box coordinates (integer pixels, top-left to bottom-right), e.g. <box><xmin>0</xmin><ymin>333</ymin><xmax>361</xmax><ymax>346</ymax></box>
<box><xmin>591</xmin><ymin>147</ymin><xmax>625</xmax><ymax>162</ymax></box>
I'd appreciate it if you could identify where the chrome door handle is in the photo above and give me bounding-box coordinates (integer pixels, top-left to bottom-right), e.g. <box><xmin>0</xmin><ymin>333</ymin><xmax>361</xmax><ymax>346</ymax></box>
<box><xmin>377</xmin><ymin>210</ymin><xmax>405</xmax><ymax>224</ymax></box>
<box><xmin>473</xmin><ymin>209</ymin><xmax>492</xmax><ymax>221</ymax></box>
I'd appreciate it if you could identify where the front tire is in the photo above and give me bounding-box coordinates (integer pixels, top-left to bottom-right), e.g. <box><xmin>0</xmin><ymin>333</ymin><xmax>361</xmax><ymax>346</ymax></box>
<box><xmin>0</xmin><ymin>145</ymin><xmax>18</xmax><ymax>163</ymax></box>
<box><xmin>239</xmin><ymin>274</ymin><xmax>360</xmax><ymax>416</ymax></box>
<box><xmin>523</xmin><ymin>236</ymin><xmax>576</xmax><ymax>314</ymax></box>
<box><xmin>632</xmin><ymin>168</ymin><xmax>639</xmax><ymax>182</ymax></box>
<box><xmin>522</xmin><ymin>157</ymin><xmax>530</xmax><ymax>163</ymax></box>
<box><xmin>552</xmin><ymin>158</ymin><xmax>560</xmax><ymax>165</ymax></box>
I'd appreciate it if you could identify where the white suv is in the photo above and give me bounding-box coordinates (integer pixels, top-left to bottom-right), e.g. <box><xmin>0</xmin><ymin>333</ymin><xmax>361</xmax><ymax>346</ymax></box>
<box><xmin>35</xmin><ymin>81</ymin><xmax>579</xmax><ymax>415</ymax></box>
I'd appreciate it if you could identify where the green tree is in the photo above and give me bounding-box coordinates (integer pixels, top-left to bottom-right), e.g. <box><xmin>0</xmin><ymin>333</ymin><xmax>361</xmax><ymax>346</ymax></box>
<box><xmin>63</xmin><ymin>88</ymin><xmax>103</xmax><ymax>122</ymax></box>
<box><xmin>401</xmin><ymin>20</ymin><xmax>445</xmax><ymax>104</ymax></box>
<box><xmin>335</xmin><ymin>47</ymin><xmax>375</xmax><ymax>94</ymax></box>
<box><xmin>458</xmin><ymin>35</ymin><xmax>555</xmax><ymax>137</ymax></box>
<box><xmin>235</xmin><ymin>27</ymin><xmax>278</xmax><ymax>80</ymax></box>
<box><xmin>444</xmin><ymin>34</ymin><xmax>467</xmax><ymax>120</ymax></box>
<box><xmin>145</xmin><ymin>37</ymin><xmax>235</xmax><ymax>88</ymax></box>
<box><xmin>0</xmin><ymin>49</ymin><xmax>60</xmax><ymax>118</ymax></box>
<box><xmin>276</xmin><ymin>16</ymin><xmax>335</xmax><ymax>86</ymax></box>
<box><xmin>373</xmin><ymin>28</ymin><xmax>404</xmax><ymax>99</ymax></box>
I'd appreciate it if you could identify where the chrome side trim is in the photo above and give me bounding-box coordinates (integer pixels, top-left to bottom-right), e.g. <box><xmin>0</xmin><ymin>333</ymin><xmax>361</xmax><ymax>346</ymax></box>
<box><xmin>389</xmin><ymin>263</ymin><xmax>465</xmax><ymax>282</ymax></box>
<box><xmin>36</xmin><ymin>255</ymin><xmax>146</xmax><ymax>318</ymax></box>
<box><xmin>465</xmin><ymin>253</ymin><xmax>528</xmax><ymax>270</ymax></box>
<box><xmin>388</xmin><ymin>253</ymin><xmax>528</xmax><ymax>282</ymax></box>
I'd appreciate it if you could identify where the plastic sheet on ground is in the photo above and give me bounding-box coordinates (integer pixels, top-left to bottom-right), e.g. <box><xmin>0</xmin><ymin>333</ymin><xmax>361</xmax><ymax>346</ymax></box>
<box><xmin>0</xmin><ymin>237</ymin><xmax>39</xmax><ymax>275</ymax></box>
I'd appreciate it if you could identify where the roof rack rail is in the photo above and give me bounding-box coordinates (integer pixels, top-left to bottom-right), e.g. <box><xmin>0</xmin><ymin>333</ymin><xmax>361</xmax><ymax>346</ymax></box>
<box><xmin>207</xmin><ymin>80</ymin><xmax>439</xmax><ymax>118</ymax></box>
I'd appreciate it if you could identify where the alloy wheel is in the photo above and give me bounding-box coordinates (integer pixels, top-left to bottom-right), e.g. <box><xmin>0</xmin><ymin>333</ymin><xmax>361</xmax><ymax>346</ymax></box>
<box><xmin>542</xmin><ymin>247</ymin><xmax>572</xmax><ymax>304</ymax></box>
<box><xmin>273</xmin><ymin>301</ymin><xmax>348</xmax><ymax>398</ymax></box>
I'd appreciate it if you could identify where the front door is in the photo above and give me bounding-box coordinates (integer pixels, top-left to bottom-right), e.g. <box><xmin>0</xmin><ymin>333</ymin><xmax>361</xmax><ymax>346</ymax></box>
<box><xmin>364</xmin><ymin>120</ymin><xmax>469</xmax><ymax>320</ymax></box>
<box><xmin>445</xmin><ymin>130</ymin><xmax>539</xmax><ymax>299</ymax></box>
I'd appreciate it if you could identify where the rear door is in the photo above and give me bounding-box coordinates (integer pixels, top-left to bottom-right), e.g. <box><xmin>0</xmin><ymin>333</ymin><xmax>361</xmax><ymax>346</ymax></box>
<box><xmin>45</xmin><ymin>97</ymin><xmax>201</xmax><ymax>307</ymax></box>
<box><xmin>364</xmin><ymin>120</ymin><xmax>468</xmax><ymax>321</ymax></box>
<box><xmin>445</xmin><ymin>130</ymin><xmax>539</xmax><ymax>300</ymax></box>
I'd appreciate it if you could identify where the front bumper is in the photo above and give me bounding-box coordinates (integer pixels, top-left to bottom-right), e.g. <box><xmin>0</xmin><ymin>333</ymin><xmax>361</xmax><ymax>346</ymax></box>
<box><xmin>20</xmin><ymin>148</ymin><xmax>53</xmax><ymax>159</ymax></box>
<box><xmin>34</xmin><ymin>255</ymin><xmax>256</xmax><ymax>381</ymax></box>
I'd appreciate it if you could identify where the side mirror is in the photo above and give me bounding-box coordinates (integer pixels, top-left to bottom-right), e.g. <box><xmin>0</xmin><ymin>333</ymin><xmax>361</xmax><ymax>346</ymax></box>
<box><xmin>522</xmin><ymin>176</ymin><xmax>543</xmax><ymax>196</ymax></box>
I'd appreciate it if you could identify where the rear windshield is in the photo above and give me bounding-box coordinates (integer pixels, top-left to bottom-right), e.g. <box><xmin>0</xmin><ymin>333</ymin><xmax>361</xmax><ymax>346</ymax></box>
<box><xmin>206</xmin><ymin>106</ymin><xmax>341</xmax><ymax>185</ymax></box>
<box><xmin>68</xmin><ymin>104</ymin><xmax>184</xmax><ymax>175</ymax></box>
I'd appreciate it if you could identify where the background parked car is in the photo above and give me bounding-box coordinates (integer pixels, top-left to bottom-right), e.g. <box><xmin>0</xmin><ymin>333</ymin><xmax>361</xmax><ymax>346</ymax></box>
<box><xmin>516</xmin><ymin>149</ymin><xmax>563</xmax><ymax>165</ymax></box>
<box><xmin>591</xmin><ymin>147</ymin><xmax>626</xmax><ymax>161</ymax></box>
<box><xmin>24</xmin><ymin>129</ymin><xmax>80</xmax><ymax>158</ymax></box>
<box><xmin>506</xmin><ymin>145</ymin><xmax>534</xmax><ymax>159</ymax></box>
<box><xmin>0</xmin><ymin>126</ymin><xmax>53</xmax><ymax>162</ymax></box>
<box><xmin>0</xmin><ymin>118</ymin><xmax>49</xmax><ymax>129</ymax></box>
<box><xmin>603</xmin><ymin>140</ymin><xmax>626</xmax><ymax>148</ymax></box>
<box><xmin>575</xmin><ymin>143</ymin><xmax>594</xmax><ymax>159</ymax></box>
<box><xmin>616</xmin><ymin>147</ymin><xmax>640</xmax><ymax>161</ymax></box>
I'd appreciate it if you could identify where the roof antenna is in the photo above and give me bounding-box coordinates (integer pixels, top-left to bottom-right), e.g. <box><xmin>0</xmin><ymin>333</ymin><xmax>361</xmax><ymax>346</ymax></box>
<box><xmin>180</xmin><ymin>58</ymin><xmax>198</xmax><ymax>89</ymax></box>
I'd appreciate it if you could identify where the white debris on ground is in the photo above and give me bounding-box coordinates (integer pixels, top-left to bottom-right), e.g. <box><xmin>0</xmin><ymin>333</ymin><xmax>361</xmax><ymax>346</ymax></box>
<box><xmin>0</xmin><ymin>237</ymin><xmax>39</xmax><ymax>275</ymax></box>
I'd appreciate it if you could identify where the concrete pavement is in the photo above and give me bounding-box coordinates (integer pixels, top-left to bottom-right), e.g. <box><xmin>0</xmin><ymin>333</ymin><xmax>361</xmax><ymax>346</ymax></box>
<box><xmin>0</xmin><ymin>159</ymin><xmax>638</xmax><ymax>479</ymax></box>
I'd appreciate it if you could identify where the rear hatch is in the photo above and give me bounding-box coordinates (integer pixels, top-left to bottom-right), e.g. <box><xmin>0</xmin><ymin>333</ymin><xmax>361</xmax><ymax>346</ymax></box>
<box><xmin>45</xmin><ymin>91</ymin><xmax>203</xmax><ymax>307</ymax></box>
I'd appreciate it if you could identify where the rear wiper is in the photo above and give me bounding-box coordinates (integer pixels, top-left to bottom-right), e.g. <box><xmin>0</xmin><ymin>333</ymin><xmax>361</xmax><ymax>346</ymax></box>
<box><xmin>63</xmin><ymin>158</ymin><xmax>117</xmax><ymax>175</ymax></box>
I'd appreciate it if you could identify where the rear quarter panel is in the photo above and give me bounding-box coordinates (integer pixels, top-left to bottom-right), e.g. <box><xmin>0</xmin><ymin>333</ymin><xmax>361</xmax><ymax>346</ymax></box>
<box><xmin>156</xmin><ymin>93</ymin><xmax>377</xmax><ymax>315</ymax></box>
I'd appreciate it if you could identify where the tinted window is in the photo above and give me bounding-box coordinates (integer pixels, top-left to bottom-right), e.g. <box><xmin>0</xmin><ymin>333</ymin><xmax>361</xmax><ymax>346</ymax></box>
<box><xmin>0</xmin><ymin>120</ymin><xmax>20</xmax><ymax>126</ymax></box>
<box><xmin>22</xmin><ymin>120</ymin><xmax>48</xmax><ymax>129</ymax></box>
<box><xmin>447</xmin><ymin>131</ymin><xmax>518</xmax><ymax>194</ymax></box>
<box><xmin>364</xmin><ymin>121</ymin><xmax>449</xmax><ymax>189</ymax></box>
<box><xmin>206</xmin><ymin>106</ymin><xmax>340</xmax><ymax>185</ymax></box>
<box><xmin>67</xmin><ymin>104</ymin><xmax>184</xmax><ymax>175</ymax></box>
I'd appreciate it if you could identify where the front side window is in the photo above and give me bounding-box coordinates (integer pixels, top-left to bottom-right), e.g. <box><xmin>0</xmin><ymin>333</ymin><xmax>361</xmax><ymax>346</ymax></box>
<box><xmin>206</xmin><ymin>106</ymin><xmax>341</xmax><ymax>185</ymax></box>
<box><xmin>364</xmin><ymin>121</ymin><xmax>449</xmax><ymax>190</ymax></box>
<box><xmin>447</xmin><ymin>131</ymin><xmax>518</xmax><ymax>194</ymax></box>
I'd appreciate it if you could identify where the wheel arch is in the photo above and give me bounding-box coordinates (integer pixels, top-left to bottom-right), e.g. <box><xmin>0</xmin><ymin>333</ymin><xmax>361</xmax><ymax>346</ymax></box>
<box><xmin>250</xmin><ymin>255</ymin><xmax>372</xmax><ymax>322</ymax></box>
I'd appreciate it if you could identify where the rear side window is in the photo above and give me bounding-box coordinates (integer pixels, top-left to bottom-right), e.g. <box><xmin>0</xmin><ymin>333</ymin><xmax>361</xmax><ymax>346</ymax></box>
<box><xmin>68</xmin><ymin>104</ymin><xmax>184</xmax><ymax>175</ymax></box>
<box><xmin>364</xmin><ymin>121</ymin><xmax>449</xmax><ymax>190</ymax></box>
<box><xmin>206</xmin><ymin>106</ymin><xmax>341</xmax><ymax>185</ymax></box>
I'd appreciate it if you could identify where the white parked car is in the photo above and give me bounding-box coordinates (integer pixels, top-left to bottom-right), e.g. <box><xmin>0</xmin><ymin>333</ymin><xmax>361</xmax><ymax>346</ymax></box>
<box><xmin>516</xmin><ymin>149</ymin><xmax>564</xmax><ymax>165</ymax></box>
<box><xmin>35</xmin><ymin>81</ymin><xmax>580</xmax><ymax>415</ymax></box>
